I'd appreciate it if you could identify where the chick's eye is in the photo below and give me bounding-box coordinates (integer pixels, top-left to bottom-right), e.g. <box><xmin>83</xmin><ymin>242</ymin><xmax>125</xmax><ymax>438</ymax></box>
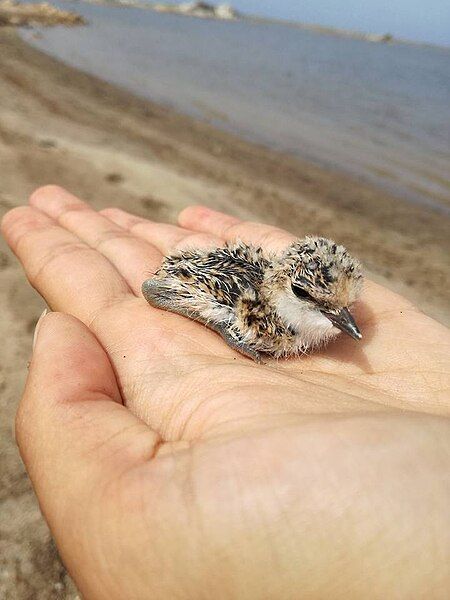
<box><xmin>291</xmin><ymin>283</ymin><xmax>315</xmax><ymax>302</ymax></box>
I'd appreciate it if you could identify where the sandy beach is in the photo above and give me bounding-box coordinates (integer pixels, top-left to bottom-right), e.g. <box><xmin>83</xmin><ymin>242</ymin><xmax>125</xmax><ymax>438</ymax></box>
<box><xmin>0</xmin><ymin>25</ymin><xmax>449</xmax><ymax>598</ymax></box>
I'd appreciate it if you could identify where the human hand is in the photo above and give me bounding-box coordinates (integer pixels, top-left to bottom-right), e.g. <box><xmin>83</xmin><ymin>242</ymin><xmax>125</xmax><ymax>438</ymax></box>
<box><xmin>2</xmin><ymin>186</ymin><xmax>449</xmax><ymax>598</ymax></box>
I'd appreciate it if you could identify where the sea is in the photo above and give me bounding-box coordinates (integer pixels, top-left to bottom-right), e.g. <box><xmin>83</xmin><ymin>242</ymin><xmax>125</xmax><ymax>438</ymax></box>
<box><xmin>20</xmin><ymin>1</ymin><xmax>450</xmax><ymax>214</ymax></box>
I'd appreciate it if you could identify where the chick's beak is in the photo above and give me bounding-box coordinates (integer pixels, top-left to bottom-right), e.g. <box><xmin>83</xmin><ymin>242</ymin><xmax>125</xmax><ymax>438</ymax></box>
<box><xmin>321</xmin><ymin>307</ymin><xmax>362</xmax><ymax>341</ymax></box>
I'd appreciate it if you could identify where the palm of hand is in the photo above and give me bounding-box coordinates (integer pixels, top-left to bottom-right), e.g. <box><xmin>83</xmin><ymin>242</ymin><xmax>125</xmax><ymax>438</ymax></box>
<box><xmin>2</xmin><ymin>186</ymin><xmax>449</xmax><ymax>599</ymax></box>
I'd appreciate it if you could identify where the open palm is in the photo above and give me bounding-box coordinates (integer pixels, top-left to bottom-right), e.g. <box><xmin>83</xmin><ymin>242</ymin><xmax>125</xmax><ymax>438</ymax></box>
<box><xmin>2</xmin><ymin>186</ymin><xmax>449</xmax><ymax>599</ymax></box>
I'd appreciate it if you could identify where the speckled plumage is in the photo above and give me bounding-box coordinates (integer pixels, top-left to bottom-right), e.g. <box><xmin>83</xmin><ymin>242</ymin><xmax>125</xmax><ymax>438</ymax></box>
<box><xmin>142</xmin><ymin>237</ymin><xmax>363</xmax><ymax>362</ymax></box>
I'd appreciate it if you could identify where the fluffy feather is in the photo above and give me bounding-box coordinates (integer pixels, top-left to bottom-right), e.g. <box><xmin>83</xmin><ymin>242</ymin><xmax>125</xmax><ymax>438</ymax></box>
<box><xmin>143</xmin><ymin>238</ymin><xmax>363</xmax><ymax>361</ymax></box>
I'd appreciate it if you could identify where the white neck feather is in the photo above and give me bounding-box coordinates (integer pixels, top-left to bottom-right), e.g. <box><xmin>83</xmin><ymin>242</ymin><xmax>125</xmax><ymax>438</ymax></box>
<box><xmin>274</xmin><ymin>290</ymin><xmax>338</xmax><ymax>350</ymax></box>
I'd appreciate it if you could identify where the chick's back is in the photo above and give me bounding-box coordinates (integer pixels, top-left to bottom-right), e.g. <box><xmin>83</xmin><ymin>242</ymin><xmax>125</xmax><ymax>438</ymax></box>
<box><xmin>159</xmin><ymin>242</ymin><xmax>270</xmax><ymax>307</ymax></box>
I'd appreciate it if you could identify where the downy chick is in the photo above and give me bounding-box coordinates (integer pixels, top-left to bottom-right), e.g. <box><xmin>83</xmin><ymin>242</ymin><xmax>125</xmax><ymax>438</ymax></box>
<box><xmin>142</xmin><ymin>237</ymin><xmax>363</xmax><ymax>362</ymax></box>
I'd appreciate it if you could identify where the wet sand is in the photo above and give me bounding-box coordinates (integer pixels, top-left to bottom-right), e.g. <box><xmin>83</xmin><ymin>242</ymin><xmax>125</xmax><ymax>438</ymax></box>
<box><xmin>0</xmin><ymin>27</ymin><xmax>449</xmax><ymax>598</ymax></box>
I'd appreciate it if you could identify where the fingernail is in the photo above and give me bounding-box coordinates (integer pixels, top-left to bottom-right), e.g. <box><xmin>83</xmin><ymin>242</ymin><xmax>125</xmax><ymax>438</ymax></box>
<box><xmin>32</xmin><ymin>308</ymin><xmax>49</xmax><ymax>350</ymax></box>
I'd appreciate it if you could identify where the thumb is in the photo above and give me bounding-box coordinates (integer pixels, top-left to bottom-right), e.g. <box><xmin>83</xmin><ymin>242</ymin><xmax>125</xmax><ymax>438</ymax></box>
<box><xmin>17</xmin><ymin>311</ymin><xmax>160</xmax><ymax>532</ymax></box>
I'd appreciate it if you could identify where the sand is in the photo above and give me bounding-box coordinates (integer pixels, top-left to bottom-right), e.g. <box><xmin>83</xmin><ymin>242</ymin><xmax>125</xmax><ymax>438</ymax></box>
<box><xmin>0</xmin><ymin>26</ymin><xmax>449</xmax><ymax>598</ymax></box>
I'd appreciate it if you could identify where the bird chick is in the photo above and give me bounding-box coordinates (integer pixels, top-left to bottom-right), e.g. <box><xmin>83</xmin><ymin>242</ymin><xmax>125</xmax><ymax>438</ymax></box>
<box><xmin>142</xmin><ymin>237</ymin><xmax>363</xmax><ymax>362</ymax></box>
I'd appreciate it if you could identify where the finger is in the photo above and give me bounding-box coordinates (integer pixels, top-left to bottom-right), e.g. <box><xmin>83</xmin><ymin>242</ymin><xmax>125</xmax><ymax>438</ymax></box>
<box><xmin>178</xmin><ymin>205</ymin><xmax>296</xmax><ymax>252</ymax></box>
<box><xmin>30</xmin><ymin>186</ymin><xmax>162</xmax><ymax>293</ymax></box>
<box><xmin>17</xmin><ymin>312</ymin><xmax>160</xmax><ymax>537</ymax></box>
<box><xmin>1</xmin><ymin>205</ymin><xmax>132</xmax><ymax>321</ymax></box>
<box><xmin>101</xmin><ymin>207</ymin><xmax>223</xmax><ymax>255</ymax></box>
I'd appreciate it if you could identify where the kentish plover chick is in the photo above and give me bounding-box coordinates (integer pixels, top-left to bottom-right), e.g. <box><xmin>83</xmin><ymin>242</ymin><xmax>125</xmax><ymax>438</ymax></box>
<box><xmin>142</xmin><ymin>237</ymin><xmax>363</xmax><ymax>362</ymax></box>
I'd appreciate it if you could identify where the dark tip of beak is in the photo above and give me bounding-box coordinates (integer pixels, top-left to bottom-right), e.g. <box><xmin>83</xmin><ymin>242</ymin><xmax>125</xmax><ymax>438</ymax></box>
<box><xmin>321</xmin><ymin>307</ymin><xmax>362</xmax><ymax>341</ymax></box>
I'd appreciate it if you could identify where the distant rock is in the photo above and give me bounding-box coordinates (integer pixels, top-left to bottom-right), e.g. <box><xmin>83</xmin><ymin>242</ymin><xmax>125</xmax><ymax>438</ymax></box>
<box><xmin>0</xmin><ymin>0</ymin><xmax>85</xmax><ymax>27</ymax></box>
<box><xmin>214</xmin><ymin>4</ymin><xmax>236</xmax><ymax>19</ymax></box>
<box><xmin>365</xmin><ymin>32</ymin><xmax>394</xmax><ymax>43</ymax></box>
<box><xmin>153</xmin><ymin>2</ymin><xmax>238</xmax><ymax>20</ymax></box>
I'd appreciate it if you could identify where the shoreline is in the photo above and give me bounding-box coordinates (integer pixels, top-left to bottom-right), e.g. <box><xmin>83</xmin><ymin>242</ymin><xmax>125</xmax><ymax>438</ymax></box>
<box><xmin>68</xmin><ymin>0</ymin><xmax>449</xmax><ymax>50</ymax></box>
<box><xmin>20</xmin><ymin>1</ymin><xmax>450</xmax><ymax>220</ymax></box>
<box><xmin>1</xmin><ymin>0</ymin><xmax>448</xmax><ymax>49</ymax></box>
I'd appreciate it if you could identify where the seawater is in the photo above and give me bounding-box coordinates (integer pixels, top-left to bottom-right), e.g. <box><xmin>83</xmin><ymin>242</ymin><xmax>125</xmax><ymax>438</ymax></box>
<box><xmin>21</xmin><ymin>2</ymin><xmax>450</xmax><ymax>213</ymax></box>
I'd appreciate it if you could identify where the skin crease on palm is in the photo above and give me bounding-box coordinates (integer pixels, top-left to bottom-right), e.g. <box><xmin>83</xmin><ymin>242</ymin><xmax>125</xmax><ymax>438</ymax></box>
<box><xmin>1</xmin><ymin>186</ymin><xmax>449</xmax><ymax>599</ymax></box>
